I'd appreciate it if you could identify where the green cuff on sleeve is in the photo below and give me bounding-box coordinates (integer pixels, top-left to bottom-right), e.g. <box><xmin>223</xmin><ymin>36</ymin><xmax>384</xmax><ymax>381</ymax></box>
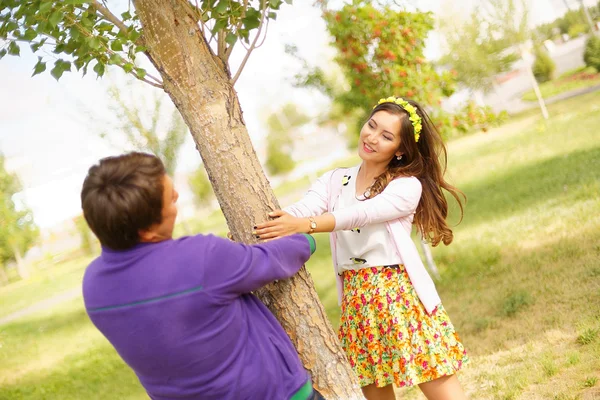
<box><xmin>301</xmin><ymin>233</ymin><xmax>316</xmax><ymax>255</ymax></box>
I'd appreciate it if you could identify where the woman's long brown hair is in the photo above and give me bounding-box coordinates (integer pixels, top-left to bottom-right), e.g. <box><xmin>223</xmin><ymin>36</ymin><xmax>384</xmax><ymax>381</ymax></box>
<box><xmin>365</xmin><ymin>100</ymin><xmax>465</xmax><ymax>246</ymax></box>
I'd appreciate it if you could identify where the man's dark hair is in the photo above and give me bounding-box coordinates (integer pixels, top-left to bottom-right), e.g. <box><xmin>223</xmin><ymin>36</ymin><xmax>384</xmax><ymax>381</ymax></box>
<box><xmin>81</xmin><ymin>152</ymin><xmax>166</xmax><ymax>250</ymax></box>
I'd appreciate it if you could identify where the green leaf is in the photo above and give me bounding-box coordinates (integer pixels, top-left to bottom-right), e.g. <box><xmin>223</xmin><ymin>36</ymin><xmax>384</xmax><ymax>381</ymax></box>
<box><xmin>0</xmin><ymin>49</ymin><xmax>6</xmax><ymax>60</ymax></box>
<box><xmin>7</xmin><ymin>41</ymin><xmax>19</xmax><ymax>56</ymax></box>
<box><xmin>110</xmin><ymin>39</ymin><xmax>123</xmax><ymax>51</ymax></box>
<box><xmin>108</xmin><ymin>53</ymin><xmax>122</xmax><ymax>64</ymax></box>
<box><xmin>212</xmin><ymin>19</ymin><xmax>227</xmax><ymax>33</ymax></box>
<box><xmin>242</xmin><ymin>15</ymin><xmax>260</xmax><ymax>30</ymax></box>
<box><xmin>214</xmin><ymin>0</ymin><xmax>228</xmax><ymax>14</ymax></box>
<box><xmin>93</xmin><ymin>61</ymin><xmax>105</xmax><ymax>77</ymax></box>
<box><xmin>32</xmin><ymin>59</ymin><xmax>46</xmax><ymax>76</ymax></box>
<box><xmin>30</xmin><ymin>38</ymin><xmax>47</xmax><ymax>52</ymax></box>
<box><xmin>135</xmin><ymin>67</ymin><xmax>146</xmax><ymax>79</ymax></box>
<box><xmin>5</xmin><ymin>21</ymin><xmax>18</xmax><ymax>33</ymax></box>
<box><xmin>96</xmin><ymin>22</ymin><xmax>114</xmax><ymax>32</ymax></box>
<box><xmin>128</xmin><ymin>29</ymin><xmax>141</xmax><ymax>42</ymax></box>
<box><xmin>225</xmin><ymin>32</ymin><xmax>237</xmax><ymax>46</ymax></box>
<box><xmin>121</xmin><ymin>11</ymin><xmax>132</xmax><ymax>21</ymax></box>
<box><xmin>123</xmin><ymin>62</ymin><xmax>134</xmax><ymax>73</ymax></box>
<box><xmin>70</xmin><ymin>26</ymin><xmax>80</xmax><ymax>40</ymax></box>
<box><xmin>39</xmin><ymin>1</ymin><xmax>53</xmax><ymax>14</ymax></box>
<box><xmin>88</xmin><ymin>36</ymin><xmax>101</xmax><ymax>50</ymax></box>
<box><xmin>23</xmin><ymin>28</ymin><xmax>37</xmax><ymax>41</ymax></box>
<box><xmin>64</xmin><ymin>0</ymin><xmax>88</xmax><ymax>4</ymax></box>
<box><xmin>48</xmin><ymin>11</ymin><xmax>63</xmax><ymax>28</ymax></box>
<box><xmin>268</xmin><ymin>12</ymin><xmax>277</xmax><ymax>20</ymax></box>
<box><xmin>74</xmin><ymin>58</ymin><xmax>85</xmax><ymax>70</ymax></box>
<box><xmin>50</xmin><ymin>60</ymin><xmax>71</xmax><ymax>80</ymax></box>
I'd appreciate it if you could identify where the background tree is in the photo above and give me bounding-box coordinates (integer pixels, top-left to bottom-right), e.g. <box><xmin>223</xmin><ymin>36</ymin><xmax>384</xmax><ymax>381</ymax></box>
<box><xmin>0</xmin><ymin>155</ymin><xmax>39</xmax><ymax>281</ymax></box>
<box><xmin>316</xmin><ymin>1</ymin><xmax>456</xmax><ymax>143</ymax></box>
<box><xmin>73</xmin><ymin>214</ymin><xmax>97</xmax><ymax>256</ymax></box>
<box><xmin>532</xmin><ymin>46</ymin><xmax>556</xmax><ymax>83</ymax></box>
<box><xmin>477</xmin><ymin>0</ymin><xmax>550</xmax><ymax>119</ymax></box>
<box><xmin>264</xmin><ymin>103</ymin><xmax>308</xmax><ymax>176</ymax></box>
<box><xmin>439</xmin><ymin>9</ymin><xmax>518</xmax><ymax>95</ymax></box>
<box><xmin>0</xmin><ymin>1</ymin><xmax>361</xmax><ymax>397</ymax></box>
<box><xmin>584</xmin><ymin>35</ymin><xmax>600</xmax><ymax>71</ymax></box>
<box><xmin>187</xmin><ymin>164</ymin><xmax>214</xmax><ymax>207</ymax></box>
<box><xmin>100</xmin><ymin>80</ymin><xmax>188</xmax><ymax>176</ymax></box>
<box><xmin>297</xmin><ymin>1</ymin><xmax>503</xmax><ymax>144</ymax></box>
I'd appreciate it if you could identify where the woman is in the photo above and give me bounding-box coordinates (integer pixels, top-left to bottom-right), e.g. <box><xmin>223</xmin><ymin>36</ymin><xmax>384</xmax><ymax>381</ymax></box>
<box><xmin>255</xmin><ymin>97</ymin><xmax>469</xmax><ymax>400</ymax></box>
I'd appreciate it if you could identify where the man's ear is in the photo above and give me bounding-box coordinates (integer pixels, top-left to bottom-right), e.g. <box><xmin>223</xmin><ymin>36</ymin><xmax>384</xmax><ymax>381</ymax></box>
<box><xmin>138</xmin><ymin>227</ymin><xmax>158</xmax><ymax>243</ymax></box>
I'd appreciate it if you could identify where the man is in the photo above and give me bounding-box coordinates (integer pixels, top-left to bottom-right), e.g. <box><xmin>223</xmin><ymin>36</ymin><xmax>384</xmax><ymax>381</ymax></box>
<box><xmin>81</xmin><ymin>152</ymin><xmax>319</xmax><ymax>400</ymax></box>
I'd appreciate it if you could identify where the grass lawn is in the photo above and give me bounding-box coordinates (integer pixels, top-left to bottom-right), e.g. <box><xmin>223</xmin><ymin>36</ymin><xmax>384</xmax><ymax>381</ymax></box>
<box><xmin>521</xmin><ymin>66</ymin><xmax>600</xmax><ymax>102</ymax></box>
<box><xmin>1</xmin><ymin>92</ymin><xmax>599</xmax><ymax>399</ymax></box>
<box><xmin>0</xmin><ymin>253</ymin><xmax>94</xmax><ymax>320</ymax></box>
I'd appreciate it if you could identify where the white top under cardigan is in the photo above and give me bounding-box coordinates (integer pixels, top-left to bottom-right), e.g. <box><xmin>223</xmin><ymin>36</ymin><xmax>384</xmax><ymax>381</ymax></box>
<box><xmin>283</xmin><ymin>166</ymin><xmax>442</xmax><ymax>314</ymax></box>
<box><xmin>335</xmin><ymin>166</ymin><xmax>403</xmax><ymax>271</ymax></box>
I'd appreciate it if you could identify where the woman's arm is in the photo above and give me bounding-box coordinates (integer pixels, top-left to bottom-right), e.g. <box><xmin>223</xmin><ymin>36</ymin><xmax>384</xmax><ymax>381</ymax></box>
<box><xmin>254</xmin><ymin>210</ymin><xmax>336</xmax><ymax>240</ymax></box>
<box><xmin>282</xmin><ymin>170</ymin><xmax>334</xmax><ymax>218</ymax></box>
<box><xmin>254</xmin><ymin>176</ymin><xmax>421</xmax><ymax>240</ymax></box>
<box><xmin>331</xmin><ymin>176</ymin><xmax>422</xmax><ymax>231</ymax></box>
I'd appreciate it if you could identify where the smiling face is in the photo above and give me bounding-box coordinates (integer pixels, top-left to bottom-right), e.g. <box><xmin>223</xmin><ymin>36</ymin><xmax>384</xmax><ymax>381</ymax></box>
<box><xmin>358</xmin><ymin>110</ymin><xmax>404</xmax><ymax>165</ymax></box>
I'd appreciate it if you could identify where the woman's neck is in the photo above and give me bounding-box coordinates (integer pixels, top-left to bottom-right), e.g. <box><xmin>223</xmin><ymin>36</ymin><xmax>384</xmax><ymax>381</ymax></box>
<box><xmin>358</xmin><ymin>161</ymin><xmax>387</xmax><ymax>182</ymax></box>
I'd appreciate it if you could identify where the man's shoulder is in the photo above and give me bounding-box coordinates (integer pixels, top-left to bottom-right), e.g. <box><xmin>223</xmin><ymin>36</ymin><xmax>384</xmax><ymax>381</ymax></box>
<box><xmin>172</xmin><ymin>233</ymin><xmax>224</xmax><ymax>250</ymax></box>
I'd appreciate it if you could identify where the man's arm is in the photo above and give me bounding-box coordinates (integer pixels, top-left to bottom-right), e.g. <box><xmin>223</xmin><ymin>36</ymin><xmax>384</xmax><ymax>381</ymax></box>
<box><xmin>202</xmin><ymin>233</ymin><xmax>316</xmax><ymax>300</ymax></box>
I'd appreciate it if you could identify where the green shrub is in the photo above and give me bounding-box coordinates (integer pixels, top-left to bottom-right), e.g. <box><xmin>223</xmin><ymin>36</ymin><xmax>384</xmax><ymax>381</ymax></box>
<box><xmin>532</xmin><ymin>47</ymin><xmax>556</xmax><ymax>83</ymax></box>
<box><xmin>584</xmin><ymin>36</ymin><xmax>600</xmax><ymax>71</ymax></box>
<box><xmin>567</xmin><ymin>23</ymin><xmax>587</xmax><ymax>38</ymax></box>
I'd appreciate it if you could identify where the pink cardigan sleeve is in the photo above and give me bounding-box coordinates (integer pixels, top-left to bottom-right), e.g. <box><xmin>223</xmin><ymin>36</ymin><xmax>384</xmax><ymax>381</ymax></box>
<box><xmin>331</xmin><ymin>176</ymin><xmax>422</xmax><ymax>231</ymax></box>
<box><xmin>282</xmin><ymin>170</ymin><xmax>334</xmax><ymax>218</ymax></box>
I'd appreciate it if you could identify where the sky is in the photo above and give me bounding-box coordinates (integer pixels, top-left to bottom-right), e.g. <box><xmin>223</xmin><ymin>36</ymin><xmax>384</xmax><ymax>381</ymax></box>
<box><xmin>0</xmin><ymin>0</ymin><xmax>594</xmax><ymax>229</ymax></box>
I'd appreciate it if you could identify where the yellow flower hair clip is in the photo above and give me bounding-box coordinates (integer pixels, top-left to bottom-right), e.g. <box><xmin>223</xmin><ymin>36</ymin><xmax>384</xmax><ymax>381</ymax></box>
<box><xmin>373</xmin><ymin>96</ymin><xmax>422</xmax><ymax>142</ymax></box>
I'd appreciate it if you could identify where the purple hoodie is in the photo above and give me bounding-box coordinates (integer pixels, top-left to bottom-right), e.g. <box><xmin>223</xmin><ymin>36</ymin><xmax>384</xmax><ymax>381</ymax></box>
<box><xmin>83</xmin><ymin>233</ymin><xmax>315</xmax><ymax>400</ymax></box>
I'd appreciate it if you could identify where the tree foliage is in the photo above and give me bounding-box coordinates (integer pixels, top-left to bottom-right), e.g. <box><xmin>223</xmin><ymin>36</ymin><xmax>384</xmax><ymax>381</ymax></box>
<box><xmin>0</xmin><ymin>155</ymin><xmax>39</xmax><ymax>267</ymax></box>
<box><xmin>73</xmin><ymin>214</ymin><xmax>96</xmax><ymax>255</ymax></box>
<box><xmin>296</xmin><ymin>1</ymin><xmax>511</xmax><ymax>144</ymax></box>
<box><xmin>584</xmin><ymin>35</ymin><xmax>600</xmax><ymax>71</ymax></box>
<box><xmin>188</xmin><ymin>165</ymin><xmax>214</xmax><ymax>207</ymax></box>
<box><xmin>104</xmin><ymin>82</ymin><xmax>188</xmax><ymax>175</ymax></box>
<box><xmin>298</xmin><ymin>2</ymin><xmax>456</xmax><ymax>145</ymax></box>
<box><xmin>532</xmin><ymin>46</ymin><xmax>556</xmax><ymax>83</ymax></box>
<box><xmin>264</xmin><ymin>103</ymin><xmax>308</xmax><ymax>176</ymax></box>
<box><xmin>0</xmin><ymin>0</ymin><xmax>291</xmax><ymax>85</ymax></box>
<box><xmin>440</xmin><ymin>9</ymin><xmax>518</xmax><ymax>93</ymax></box>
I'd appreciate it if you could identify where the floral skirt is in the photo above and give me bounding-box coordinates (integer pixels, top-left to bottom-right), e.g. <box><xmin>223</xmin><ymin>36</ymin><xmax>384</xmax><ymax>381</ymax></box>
<box><xmin>338</xmin><ymin>265</ymin><xmax>469</xmax><ymax>388</ymax></box>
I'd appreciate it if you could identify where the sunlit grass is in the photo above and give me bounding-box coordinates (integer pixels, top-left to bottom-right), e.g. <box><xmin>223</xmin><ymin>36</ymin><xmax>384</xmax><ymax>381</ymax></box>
<box><xmin>0</xmin><ymin>92</ymin><xmax>599</xmax><ymax>399</ymax></box>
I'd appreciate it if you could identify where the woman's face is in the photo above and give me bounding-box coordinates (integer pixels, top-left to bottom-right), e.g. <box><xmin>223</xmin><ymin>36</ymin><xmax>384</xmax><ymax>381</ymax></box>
<box><xmin>358</xmin><ymin>110</ymin><xmax>403</xmax><ymax>164</ymax></box>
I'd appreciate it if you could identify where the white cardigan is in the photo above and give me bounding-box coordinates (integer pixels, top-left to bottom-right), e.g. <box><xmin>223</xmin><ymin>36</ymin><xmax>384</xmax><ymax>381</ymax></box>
<box><xmin>284</xmin><ymin>167</ymin><xmax>442</xmax><ymax>314</ymax></box>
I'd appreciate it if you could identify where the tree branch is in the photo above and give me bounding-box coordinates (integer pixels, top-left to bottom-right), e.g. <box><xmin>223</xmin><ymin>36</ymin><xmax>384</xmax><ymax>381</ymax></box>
<box><xmin>91</xmin><ymin>0</ymin><xmax>131</xmax><ymax>37</ymax></box>
<box><xmin>231</xmin><ymin>1</ymin><xmax>268</xmax><ymax>85</ymax></box>
<box><xmin>217</xmin><ymin>30</ymin><xmax>226</xmax><ymax>58</ymax></box>
<box><xmin>224</xmin><ymin>0</ymin><xmax>249</xmax><ymax>61</ymax></box>
<box><xmin>87</xmin><ymin>1</ymin><xmax>164</xmax><ymax>87</ymax></box>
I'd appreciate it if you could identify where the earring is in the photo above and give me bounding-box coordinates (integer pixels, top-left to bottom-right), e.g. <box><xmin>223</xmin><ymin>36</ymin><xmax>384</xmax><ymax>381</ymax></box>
<box><xmin>396</xmin><ymin>155</ymin><xmax>403</xmax><ymax>160</ymax></box>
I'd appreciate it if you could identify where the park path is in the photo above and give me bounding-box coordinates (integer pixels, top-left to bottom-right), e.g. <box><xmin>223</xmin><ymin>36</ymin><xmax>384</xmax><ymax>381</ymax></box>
<box><xmin>0</xmin><ymin>287</ymin><xmax>81</xmax><ymax>327</ymax></box>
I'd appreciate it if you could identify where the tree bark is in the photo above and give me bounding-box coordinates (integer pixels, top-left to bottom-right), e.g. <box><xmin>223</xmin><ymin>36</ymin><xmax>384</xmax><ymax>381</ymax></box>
<box><xmin>0</xmin><ymin>263</ymin><xmax>9</xmax><ymax>286</ymax></box>
<box><xmin>132</xmin><ymin>1</ymin><xmax>362</xmax><ymax>398</ymax></box>
<box><xmin>11</xmin><ymin>243</ymin><xmax>29</xmax><ymax>280</ymax></box>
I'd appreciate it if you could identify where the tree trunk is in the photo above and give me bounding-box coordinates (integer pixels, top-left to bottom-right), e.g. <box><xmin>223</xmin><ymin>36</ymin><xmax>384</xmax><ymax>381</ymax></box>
<box><xmin>133</xmin><ymin>1</ymin><xmax>361</xmax><ymax>398</ymax></box>
<box><xmin>0</xmin><ymin>263</ymin><xmax>9</xmax><ymax>286</ymax></box>
<box><xmin>11</xmin><ymin>243</ymin><xmax>29</xmax><ymax>280</ymax></box>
